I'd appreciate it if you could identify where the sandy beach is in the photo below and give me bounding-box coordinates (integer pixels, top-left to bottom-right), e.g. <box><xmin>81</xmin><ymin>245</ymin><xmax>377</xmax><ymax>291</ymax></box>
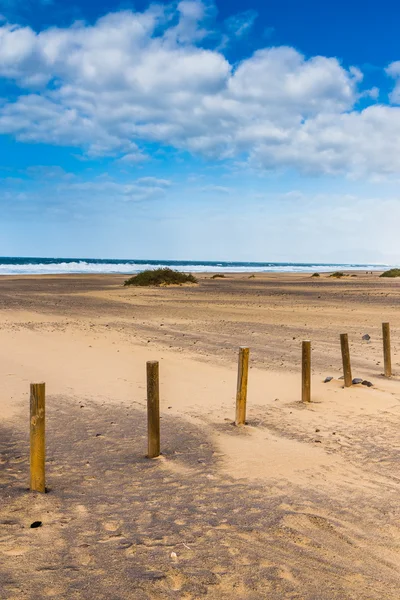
<box><xmin>1</xmin><ymin>271</ymin><xmax>400</xmax><ymax>599</ymax></box>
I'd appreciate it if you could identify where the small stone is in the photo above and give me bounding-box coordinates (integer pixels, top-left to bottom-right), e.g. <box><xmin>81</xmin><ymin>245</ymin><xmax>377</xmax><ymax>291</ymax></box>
<box><xmin>170</xmin><ymin>552</ymin><xmax>178</xmax><ymax>562</ymax></box>
<box><xmin>338</xmin><ymin>376</ymin><xmax>344</xmax><ymax>380</ymax></box>
<box><xmin>324</xmin><ymin>377</ymin><xmax>333</xmax><ymax>383</ymax></box>
<box><xmin>315</xmin><ymin>428</ymin><xmax>320</xmax><ymax>432</ymax></box>
<box><xmin>314</xmin><ymin>440</ymin><xmax>322</xmax><ymax>443</ymax></box>
<box><xmin>362</xmin><ymin>380</ymin><xmax>373</xmax><ymax>387</ymax></box>
<box><xmin>30</xmin><ymin>521</ymin><xmax>42</xmax><ymax>528</ymax></box>
<box><xmin>352</xmin><ymin>378</ymin><xmax>363</xmax><ymax>385</ymax></box>
<box><xmin>362</xmin><ymin>334</ymin><xmax>371</xmax><ymax>341</ymax></box>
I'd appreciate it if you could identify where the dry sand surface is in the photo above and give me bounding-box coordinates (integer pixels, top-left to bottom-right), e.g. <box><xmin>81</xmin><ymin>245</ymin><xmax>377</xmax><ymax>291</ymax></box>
<box><xmin>1</xmin><ymin>271</ymin><xmax>400</xmax><ymax>599</ymax></box>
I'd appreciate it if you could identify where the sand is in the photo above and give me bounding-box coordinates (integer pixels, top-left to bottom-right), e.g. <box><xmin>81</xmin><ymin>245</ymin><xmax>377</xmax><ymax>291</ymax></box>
<box><xmin>1</xmin><ymin>271</ymin><xmax>400</xmax><ymax>598</ymax></box>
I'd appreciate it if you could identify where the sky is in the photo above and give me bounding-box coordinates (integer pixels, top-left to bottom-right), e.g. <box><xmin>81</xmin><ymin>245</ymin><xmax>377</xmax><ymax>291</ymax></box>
<box><xmin>1</xmin><ymin>0</ymin><xmax>400</xmax><ymax>263</ymax></box>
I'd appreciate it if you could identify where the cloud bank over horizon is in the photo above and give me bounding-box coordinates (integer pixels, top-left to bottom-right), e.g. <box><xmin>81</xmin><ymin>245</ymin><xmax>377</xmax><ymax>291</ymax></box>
<box><xmin>1</xmin><ymin>0</ymin><xmax>400</xmax><ymax>177</ymax></box>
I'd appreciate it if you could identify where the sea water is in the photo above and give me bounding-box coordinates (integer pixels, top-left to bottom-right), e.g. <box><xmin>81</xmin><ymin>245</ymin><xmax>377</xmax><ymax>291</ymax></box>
<box><xmin>0</xmin><ymin>257</ymin><xmax>390</xmax><ymax>275</ymax></box>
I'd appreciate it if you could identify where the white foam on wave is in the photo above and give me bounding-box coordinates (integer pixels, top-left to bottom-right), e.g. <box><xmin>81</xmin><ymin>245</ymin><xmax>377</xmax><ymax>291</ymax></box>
<box><xmin>0</xmin><ymin>261</ymin><xmax>389</xmax><ymax>275</ymax></box>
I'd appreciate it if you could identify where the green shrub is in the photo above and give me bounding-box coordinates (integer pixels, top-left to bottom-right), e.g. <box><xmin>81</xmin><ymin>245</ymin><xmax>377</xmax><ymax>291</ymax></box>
<box><xmin>329</xmin><ymin>271</ymin><xmax>345</xmax><ymax>278</ymax></box>
<box><xmin>124</xmin><ymin>268</ymin><xmax>198</xmax><ymax>287</ymax></box>
<box><xmin>380</xmin><ymin>269</ymin><xmax>400</xmax><ymax>278</ymax></box>
<box><xmin>248</xmin><ymin>274</ymin><xmax>256</xmax><ymax>279</ymax></box>
<box><xmin>211</xmin><ymin>273</ymin><xmax>226</xmax><ymax>279</ymax></box>
<box><xmin>311</xmin><ymin>272</ymin><xmax>320</xmax><ymax>277</ymax></box>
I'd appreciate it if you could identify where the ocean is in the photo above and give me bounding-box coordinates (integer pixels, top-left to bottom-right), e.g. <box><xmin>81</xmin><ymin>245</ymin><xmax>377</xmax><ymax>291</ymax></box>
<box><xmin>0</xmin><ymin>257</ymin><xmax>390</xmax><ymax>275</ymax></box>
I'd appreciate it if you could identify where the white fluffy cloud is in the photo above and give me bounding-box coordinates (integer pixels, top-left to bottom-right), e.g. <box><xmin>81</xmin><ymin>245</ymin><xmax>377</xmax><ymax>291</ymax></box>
<box><xmin>0</xmin><ymin>0</ymin><xmax>398</xmax><ymax>175</ymax></box>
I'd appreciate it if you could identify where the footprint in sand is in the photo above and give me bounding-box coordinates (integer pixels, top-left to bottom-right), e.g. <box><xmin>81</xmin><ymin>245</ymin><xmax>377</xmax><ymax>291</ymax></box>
<box><xmin>74</xmin><ymin>504</ymin><xmax>88</xmax><ymax>515</ymax></box>
<box><xmin>168</xmin><ymin>572</ymin><xmax>185</xmax><ymax>592</ymax></box>
<box><xmin>97</xmin><ymin>534</ymin><xmax>125</xmax><ymax>544</ymax></box>
<box><xmin>3</xmin><ymin>546</ymin><xmax>29</xmax><ymax>556</ymax></box>
<box><xmin>103</xmin><ymin>521</ymin><xmax>120</xmax><ymax>532</ymax></box>
<box><xmin>43</xmin><ymin>586</ymin><xmax>66</xmax><ymax>597</ymax></box>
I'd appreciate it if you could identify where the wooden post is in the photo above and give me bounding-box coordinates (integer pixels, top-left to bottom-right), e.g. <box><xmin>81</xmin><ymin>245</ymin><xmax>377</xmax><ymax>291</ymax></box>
<box><xmin>302</xmin><ymin>341</ymin><xmax>311</xmax><ymax>403</ymax></box>
<box><xmin>30</xmin><ymin>383</ymin><xmax>45</xmax><ymax>493</ymax></box>
<box><xmin>382</xmin><ymin>322</ymin><xmax>392</xmax><ymax>377</ymax></box>
<box><xmin>147</xmin><ymin>361</ymin><xmax>160</xmax><ymax>458</ymax></box>
<box><xmin>235</xmin><ymin>347</ymin><xmax>249</xmax><ymax>425</ymax></box>
<box><xmin>340</xmin><ymin>334</ymin><xmax>352</xmax><ymax>387</ymax></box>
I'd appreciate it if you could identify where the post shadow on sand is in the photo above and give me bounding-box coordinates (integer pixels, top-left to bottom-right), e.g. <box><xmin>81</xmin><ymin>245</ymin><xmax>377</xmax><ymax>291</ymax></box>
<box><xmin>1</xmin><ymin>393</ymin><xmax>400</xmax><ymax>599</ymax></box>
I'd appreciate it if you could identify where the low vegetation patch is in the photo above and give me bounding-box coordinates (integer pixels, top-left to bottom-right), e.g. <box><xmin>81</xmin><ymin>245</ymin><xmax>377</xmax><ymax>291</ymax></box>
<box><xmin>379</xmin><ymin>269</ymin><xmax>400</xmax><ymax>277</ymax></box>
<box><xmin>124</xmin><ymin>268</ymin><xmax>197</xmax><ymax>287</ymax></box>
<box><xmin>211</xmin><ymin>273</ymin><xmax>226</xmax><ymax>279</ymax></box>
<box><xmin>380</xmin><ymin>268</ymin><xmax>400</xmax><ymax>278</ymax></box>
<box><xmin>329</xmin><ymin>271</ymin><xmax>345</xmax><ymax>278</ymax></box>
<box><xmin>311</xmin><ymin>272</ymin><xmax>320</xmax><ymax>277</ymax></box>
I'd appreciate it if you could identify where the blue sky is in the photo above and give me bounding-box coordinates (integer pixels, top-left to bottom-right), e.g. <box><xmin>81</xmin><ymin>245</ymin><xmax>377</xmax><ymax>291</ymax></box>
<box><xmin>1</xmin><ymin>0</ymin><xmax>400</xmax><ymax>262</ymax></box>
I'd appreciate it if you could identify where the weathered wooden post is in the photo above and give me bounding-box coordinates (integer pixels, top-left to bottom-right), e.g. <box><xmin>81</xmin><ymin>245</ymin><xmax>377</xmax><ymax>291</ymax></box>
<box><xmin>340</xmin><ymin>334</ymin><xmax>352</xmax><ymax>387</ymax></box>
<box><xmin>382</xmin><ymin>322</ymin><xmax>392</xmax><ymax>377</ymax></box>
<box><xmin>235</xmin><ymin>347</ymin><xmax>249</xmax><ymax>425</ymax></box>
<box><xmin>147</xmin><ymin>361</ymin><xmax>160</xmax><ymax>458</ymax></box>
<box><xmin>30</xmin><ymin>382</ymin><xmax>46</xmax><ymax>493</ymax></box>
<box><xmin>302</xmin><ymin>341</ymin><xmax>311</xmax><ymax>402</ymax></box>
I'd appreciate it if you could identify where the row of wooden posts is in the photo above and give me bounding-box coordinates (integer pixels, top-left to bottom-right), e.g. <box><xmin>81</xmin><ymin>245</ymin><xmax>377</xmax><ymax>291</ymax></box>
<box><xmin>29</xmin><ymin>322</ymin><xmax>393</xmax><ymax>493</ymax></box>
<box><xmin>302</xmin><ymin>322</ymin><xmax>392</xmax><ymax>402</ymax></box>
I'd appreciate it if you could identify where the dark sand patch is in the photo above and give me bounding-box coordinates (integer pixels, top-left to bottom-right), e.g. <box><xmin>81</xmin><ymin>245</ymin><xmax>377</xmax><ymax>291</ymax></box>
<box><xmin>0</xmin><ymin>273</ymin><xmax>399</xmax><ymax>375</ymax></box>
